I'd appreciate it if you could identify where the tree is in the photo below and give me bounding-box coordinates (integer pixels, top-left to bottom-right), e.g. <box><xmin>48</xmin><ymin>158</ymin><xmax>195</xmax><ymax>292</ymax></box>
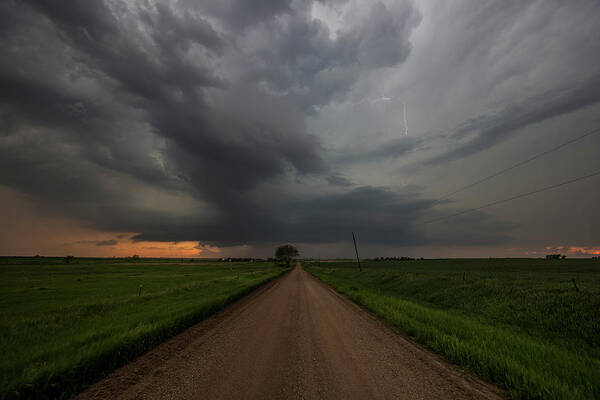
<box><xmin>275</xmin><ymin>244</ymin><xmax>299</xmax><ymax>268</ymax></box>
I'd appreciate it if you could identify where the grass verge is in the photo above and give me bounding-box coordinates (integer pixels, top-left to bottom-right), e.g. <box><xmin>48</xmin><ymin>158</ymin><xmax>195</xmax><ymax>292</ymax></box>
<box><xmin>305</xmin><ymin>259</ymin><xmax>600</xmax><ymax>400</ymax></box>
<box><xmin>0</xmin><ymin>259</ymin><xmax>288</xmax><ymax>399</ymax></box>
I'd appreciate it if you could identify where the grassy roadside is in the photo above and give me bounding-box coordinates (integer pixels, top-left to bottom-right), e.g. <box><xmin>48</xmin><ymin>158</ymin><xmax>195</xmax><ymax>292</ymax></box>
<box><xmin>0</xmin><ymin>259</ymin><xmax>288</xmax><ymax>399</ymax></box>
<box><xmin>305</xmin><ymin>259</ymin><xmax>600</xmax><ymax>400</ymax></box>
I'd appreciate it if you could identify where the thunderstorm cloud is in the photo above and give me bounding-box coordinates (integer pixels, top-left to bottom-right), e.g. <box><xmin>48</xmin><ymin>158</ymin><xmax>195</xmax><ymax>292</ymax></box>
<box><xmin>1</xmin><ymin>0</ymin><xmax>599</xmax><ymax>256</ymax></box>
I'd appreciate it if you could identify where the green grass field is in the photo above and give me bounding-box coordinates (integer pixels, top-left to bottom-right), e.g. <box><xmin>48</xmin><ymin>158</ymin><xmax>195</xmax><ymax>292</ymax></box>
<box><xmin>305</xmin><ymin>258</ymin><xmax>600</xmax><ymax>400</ymax></box>
<box><xmin>0</xmin><ymin>257</ymin><xmax>288</xmax><ymax>400</ymax></box>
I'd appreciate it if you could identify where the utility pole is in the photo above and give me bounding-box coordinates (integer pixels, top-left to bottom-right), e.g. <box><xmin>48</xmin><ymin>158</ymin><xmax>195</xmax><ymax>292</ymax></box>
<box><xmin>352</xmin><ymin>232</ymin><xmax>362</xmax><ymax>272</ymax></box>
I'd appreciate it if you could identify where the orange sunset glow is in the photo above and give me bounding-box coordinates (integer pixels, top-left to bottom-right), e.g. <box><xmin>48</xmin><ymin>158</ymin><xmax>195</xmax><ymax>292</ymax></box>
<box><xmin>69</xmin><ymin>240</ymin><xmax>222</xmax><ymax>258</ymax></box>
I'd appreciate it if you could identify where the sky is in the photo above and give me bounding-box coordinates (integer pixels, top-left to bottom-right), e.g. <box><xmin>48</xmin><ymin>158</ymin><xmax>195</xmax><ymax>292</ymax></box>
<box><xmin>1</xmin><ymin>0</ymin><xmax>599</xmax><ymax>258</ymax></box>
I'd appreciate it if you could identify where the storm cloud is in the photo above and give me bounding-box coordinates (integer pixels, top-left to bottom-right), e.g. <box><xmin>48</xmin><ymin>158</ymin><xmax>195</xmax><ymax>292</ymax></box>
<box><xmin>423</xmin><ymin>74</ymin><xmax>600</xmax><ymax>167</ymax></box>
<box><xmin>1</xmin><ymin>0</ymin><xmax>599</xmax><ymax>256</ymax></box>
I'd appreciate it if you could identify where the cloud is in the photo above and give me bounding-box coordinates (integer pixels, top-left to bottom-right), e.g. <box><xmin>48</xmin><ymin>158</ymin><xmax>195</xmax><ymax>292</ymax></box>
<box><xmin>0</xmin><ymin>1</ymin><xmax>327</xmax><ymax>225</ymax></box>
<box><xmin>558</xmin><ymin>246</ymin><xmax>600</xmax><ymax>256</ymax></box>
<box><xmin>569</xmin><ymin>247</ymin><xmax>600</xmax><ymax>256</ymax></box>
<box><xmin>0</xmin><ymin>0</ymin><xmax>430</xmax><ymax>249</ymax></box>
<box><xmin>10</xmin><ymin>0</ymin><xmax>599</xmax><ymax>255</ymax></box>
<box><xmin>182</xmin><ymin>0</ymin><xmax>295</xmax><ymax>30</ymax></box>
<box><xmin>423</xmin><ymin>74</ymin><xmax>600</xmax><ymax>166</ymax></box>
<box><xmin>353</xmin><ymin>2</ymin><xmax>420</xmax><ymax>68</ymax></box>
<box><xmin>130</xmin><ymin>185</ymin><xmax>511</xmax><ymax>247</ymax></box>
<box><xmin>326</xmin><ymin>174</ymin><xmax>353</xmax><ymax>187</ymax></box>
<box><xmin>194</xmin><ymin>243</ymin><xmax>221</xmax><ymax>254</ymax></box>
<box><xmin>96</xmin><ymin>239</ymin><xmax>118</xmax><ymax>246</ymax></box>
<box><xmin>333</xmin><ymin>136</ymin><xmax>422</xmax><ymax>164</ymax></box>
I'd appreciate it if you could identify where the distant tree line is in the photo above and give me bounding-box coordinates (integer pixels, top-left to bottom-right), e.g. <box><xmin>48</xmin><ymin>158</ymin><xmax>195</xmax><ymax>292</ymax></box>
<box><xmin>545</xmin><ymin>254</ymin><xmax>566</xmax><ymax>260</ymax></box>
<box><xmin>372</xmin><ymin>256</ymin><xmax>423</xmax><ymax>261</ymax></box>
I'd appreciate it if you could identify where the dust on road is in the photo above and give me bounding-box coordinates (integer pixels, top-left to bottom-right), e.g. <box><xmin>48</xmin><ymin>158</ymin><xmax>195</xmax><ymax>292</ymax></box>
<box><xmin>76</xmin><ymin>264</ymin><xmax>503</xmax><ymax>399</ymax></box>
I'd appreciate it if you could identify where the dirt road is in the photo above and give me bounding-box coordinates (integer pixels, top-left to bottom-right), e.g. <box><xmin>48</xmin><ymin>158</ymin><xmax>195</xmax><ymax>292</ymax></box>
<box><xmin>76</xmin><ymin>264</ymin><xmax>503</xmax><ymax>400</ymax></box>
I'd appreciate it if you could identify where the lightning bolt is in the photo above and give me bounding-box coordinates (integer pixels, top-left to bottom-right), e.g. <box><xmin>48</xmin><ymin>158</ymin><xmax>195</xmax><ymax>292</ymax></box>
<box><xmin>403</xmin><ymin>101</ymin><xmax>408</xmax><ymax>136</ymax></box>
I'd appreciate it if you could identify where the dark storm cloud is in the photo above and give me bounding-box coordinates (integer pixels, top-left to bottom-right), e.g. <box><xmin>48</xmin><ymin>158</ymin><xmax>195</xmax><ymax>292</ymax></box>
<box><xmin>280</xmin><ymin>186</ymin><xmax>434</xmax><ymax>245</ymax></box>
<box><xmin>333</xmin><ymin>136</ymin><xmax>422</xmax><ymax>164</ymax></box>
<box><xmin>1</xmin><ymin>1</ymin><xmax>323</xmax><ymax>196</ymax></box>
<box><xmin>194</xmin><ymin>0</ymin><xmax>294</xmax><ymax>29</ymax></box>
<box><xmin>190</xmin><ymin>0</ymin><xmax>422</xmax><ymax>116</ymax></box>
<box><xmin>425</xmin><ymin>74</ymin><xmax>600</xmax><ymax>166</ymax></box>
<box><xmin>131</xmin><ymin>186</ymin><xmax>510</xmax><ymax>246</ymax></box>
<box><xmin>0</xmin><ymin>0</ymin><xmax>512</xmax><ymax>249</ymax></box>
<box><xmin>326</xmin><ymin>174</ymin><xmax>353</xmax><ymax>187</ymax></box>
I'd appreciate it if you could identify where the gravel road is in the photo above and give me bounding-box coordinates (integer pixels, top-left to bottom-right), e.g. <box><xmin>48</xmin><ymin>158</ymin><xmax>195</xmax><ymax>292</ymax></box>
<box><xmin>76</xmin><ymin>264</ymin><xmax>503</xmax><ymax>400</ymax></box>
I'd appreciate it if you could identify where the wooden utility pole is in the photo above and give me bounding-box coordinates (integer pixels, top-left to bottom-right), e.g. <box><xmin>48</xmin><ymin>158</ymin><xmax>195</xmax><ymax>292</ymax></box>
<box><xmin>352</xmin><ymin>232</ymin><xmax>362</xmax><ymax>272</ymax></box>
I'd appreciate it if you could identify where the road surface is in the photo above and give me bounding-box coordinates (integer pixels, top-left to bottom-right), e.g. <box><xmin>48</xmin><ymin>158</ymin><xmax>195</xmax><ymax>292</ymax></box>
<box><xmin>76</xmin><ymin>264</ymin><xmax>503</xmax><ymax>400</ymax></box>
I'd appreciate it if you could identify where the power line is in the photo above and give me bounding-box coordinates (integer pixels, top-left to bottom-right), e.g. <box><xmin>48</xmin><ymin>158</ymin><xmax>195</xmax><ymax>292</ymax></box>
<box><xmin>433</xmin><ymin>126</ymin><xmax>600</xmax><ymax>203</ymax></box>
<box><xmin>424</xmin><ymin>169</ymin><xmax>600</xmax><ymax>224</ymax></box>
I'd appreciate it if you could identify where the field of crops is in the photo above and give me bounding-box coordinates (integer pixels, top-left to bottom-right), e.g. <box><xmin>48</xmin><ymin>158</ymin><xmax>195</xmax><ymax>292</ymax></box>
<box><xmin>305</xmin><ymin>258</ymin><xmax>600</xmax><ymax>400</ymax></box>
<box><xmin>0</xmin><ymin>257</ymin><xmax>287</xmax><ymax>399</ymax></box>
